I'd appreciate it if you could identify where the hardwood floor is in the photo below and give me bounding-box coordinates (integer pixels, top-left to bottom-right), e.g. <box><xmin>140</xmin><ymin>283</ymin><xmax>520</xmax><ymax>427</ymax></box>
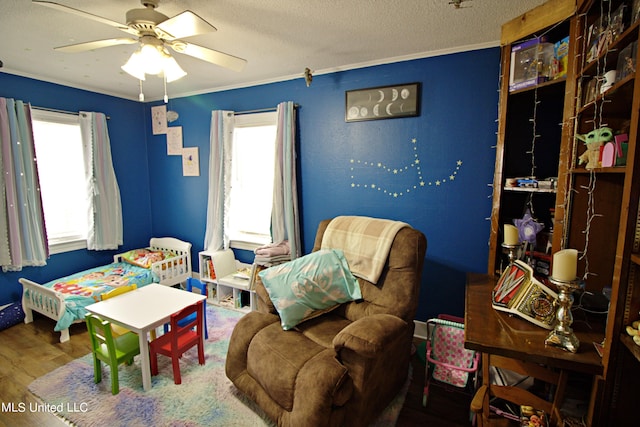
<box><xmin>0</xmin><ymin>315</ymin><xmax>90</xmax><ymax>427</ymax></box>
<box><xmin>0</xmin><ymin>315</ymin><xmax>473</xmax><ymax>427</ymax></box>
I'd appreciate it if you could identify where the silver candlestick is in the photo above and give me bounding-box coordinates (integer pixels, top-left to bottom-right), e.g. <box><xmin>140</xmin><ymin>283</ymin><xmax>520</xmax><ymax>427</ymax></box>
<box><xmin>545</xmin><ymin>276</ymin><xmax>581</xmax><ymax>353</ymax></box>
<box><xmin>501</xmin><ymin>242</ymin><xmax>522</xmax><ymax>267</ymax></box>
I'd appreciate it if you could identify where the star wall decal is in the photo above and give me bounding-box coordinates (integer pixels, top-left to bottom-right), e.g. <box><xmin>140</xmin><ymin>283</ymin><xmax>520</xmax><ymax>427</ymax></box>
<box><xmin>350</xmin><ymin>137</ymin><xmax>463</xmax><ymax>197</ymax></box>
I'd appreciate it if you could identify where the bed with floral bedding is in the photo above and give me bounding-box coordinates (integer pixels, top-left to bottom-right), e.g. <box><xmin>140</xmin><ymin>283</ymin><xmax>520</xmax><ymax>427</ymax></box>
<box><xmin>19</xmin><ymin>237</ymin><xmax>192</xmax><ymax>342</ymax></box>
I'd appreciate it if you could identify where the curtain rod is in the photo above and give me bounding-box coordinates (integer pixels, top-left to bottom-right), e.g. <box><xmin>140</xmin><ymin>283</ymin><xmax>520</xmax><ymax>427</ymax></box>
<box><xmin>231</xmin><ymin>104</ymin><xmax>299</xmax><ymax>116</ymax></box>
<box><xmin>32</xmin><ymin>106</ymin><xmax>110</xmax><ymax>120</ymax></box>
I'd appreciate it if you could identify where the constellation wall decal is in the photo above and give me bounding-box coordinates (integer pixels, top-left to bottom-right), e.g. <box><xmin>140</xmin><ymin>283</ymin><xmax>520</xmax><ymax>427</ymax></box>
<box><xmin>349</xmin><ymin>137</ymin><xmax>463</xmax><ymax>197</ymax></box>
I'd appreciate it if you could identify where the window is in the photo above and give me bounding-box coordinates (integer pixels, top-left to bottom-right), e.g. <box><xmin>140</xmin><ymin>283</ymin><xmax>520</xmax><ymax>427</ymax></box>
<box><xmin>227</xmin><ymin>112</ymin><xmax>277</xmax><ymax>249</ymax></box>
<box><xmin>31</xmin><ymin>109</ymin><xmax>88</xmax><ymax>254</ymax></box>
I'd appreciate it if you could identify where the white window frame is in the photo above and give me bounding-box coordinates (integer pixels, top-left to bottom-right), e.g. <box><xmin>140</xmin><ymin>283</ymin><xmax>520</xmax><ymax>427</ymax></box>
<box><xmin>31</xmin><ymin>108</ymin><xmax>88</xmax><ymax>254</ymax></box>
<box><xmin>227</xmin><ymin>111</ymin><xmax>277</xmax><ymax>251</ymax></box>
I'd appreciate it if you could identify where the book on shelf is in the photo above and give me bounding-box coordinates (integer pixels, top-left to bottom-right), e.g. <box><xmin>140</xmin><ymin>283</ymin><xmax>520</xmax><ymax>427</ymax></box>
<box><xmin>492</xmin><ymin>260</ymin><xmax>558</xmax><ymax>330</ymax></box>
<box><xmin>207</xmin><ymin>258</ymin><xmax>216</xmax><ymax>279</ymax></box>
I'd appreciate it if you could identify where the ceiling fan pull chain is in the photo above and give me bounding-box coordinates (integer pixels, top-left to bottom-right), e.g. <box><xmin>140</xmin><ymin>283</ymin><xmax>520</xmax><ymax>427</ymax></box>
<box><xmin>139</xmin><ymin>80</ymin><xmax>145</xmax><ymax>102</ymax></box>
<box><xmin>164</xmin><ymin>75</ymin><xmax>169</xmax><ymax>103</ymax></box>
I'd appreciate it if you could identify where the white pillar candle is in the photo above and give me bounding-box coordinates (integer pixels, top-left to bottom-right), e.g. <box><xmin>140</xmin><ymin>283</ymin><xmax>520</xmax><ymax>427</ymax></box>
<box><xmin>552</xmin><ymin>249</ymin><xmax>578</xmax><ymax>281</ymax></box>
<box><xmin>504</xmin><ymin>224</ymin><xmax>519</xmax><ymax>245</ymax></box>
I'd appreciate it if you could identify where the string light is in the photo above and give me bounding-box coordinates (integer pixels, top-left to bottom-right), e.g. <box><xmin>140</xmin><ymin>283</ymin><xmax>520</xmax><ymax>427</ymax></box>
<box><xmin>510</xmin><ymin>19</ymin><xmax>565</xmax><ymax>243</ymax></box>
<box><xmin>487</xmin><ymin>57</ymin><xmax>505</xmax><ymax>249</ymax></box>
<box><xmin>576</xmin><ymin>0</ymin><xmax>612</xmax><ymax>282</ymax></box>
<box><xmin>525</xmin><ymin>83</ymin><xmax>542</xmax><ymax>220</ymax></box>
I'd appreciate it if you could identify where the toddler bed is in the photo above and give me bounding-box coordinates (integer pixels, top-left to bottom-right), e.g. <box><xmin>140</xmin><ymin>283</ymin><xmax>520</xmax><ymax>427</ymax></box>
<box><xmin>19</xmin><ymin>237</ymin><xmax>192</xmax><ymax>343</ymax></box>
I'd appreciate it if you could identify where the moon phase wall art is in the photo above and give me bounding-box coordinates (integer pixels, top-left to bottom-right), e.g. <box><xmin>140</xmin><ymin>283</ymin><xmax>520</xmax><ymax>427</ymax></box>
<box><xmin>345</xmin><ymin>83</ymin><xmax>420</xmax><ymax>122</ymax></box>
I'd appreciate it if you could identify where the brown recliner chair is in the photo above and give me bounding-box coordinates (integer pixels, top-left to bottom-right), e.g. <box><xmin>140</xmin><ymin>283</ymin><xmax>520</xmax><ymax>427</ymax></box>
<box><xmin>225</xmin><ymin>218</ymin><xmax>427</xmax><ymax>427</ymax></box>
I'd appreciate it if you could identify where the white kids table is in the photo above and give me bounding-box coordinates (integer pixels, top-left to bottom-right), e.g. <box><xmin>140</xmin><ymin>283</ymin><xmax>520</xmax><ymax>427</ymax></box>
<box><xmin>86</xmin><ymin>283</ymin><xmax>206</xmax><ymax>391</ymax></box>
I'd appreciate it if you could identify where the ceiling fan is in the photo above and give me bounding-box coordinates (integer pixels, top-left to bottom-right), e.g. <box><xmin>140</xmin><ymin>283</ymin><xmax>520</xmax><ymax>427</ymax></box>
<box><xmin>33</xmin><ymin>0</ymin><xmax>247</xmax><ymax>75</ymax></box>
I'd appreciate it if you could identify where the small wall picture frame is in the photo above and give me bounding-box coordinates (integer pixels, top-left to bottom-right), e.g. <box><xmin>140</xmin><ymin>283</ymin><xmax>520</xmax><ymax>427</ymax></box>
<box><xmin>182</xmin><ymin>147</ymin><xmax>200</xmax><ymax>177</ymax></box>
<box><xmin>167</xmin><ymin>126</ymin><xmax>183</xmax><ymax>155</ymax></box>
<box><xmin>345</xmin><ymin>82</ymin><xmax>420</xmax><ymax>122</ymax></box>
<box><xmin>151</xmin><ymin>104</ymin><xmax>167</xmax><ymax>135</ymax></box>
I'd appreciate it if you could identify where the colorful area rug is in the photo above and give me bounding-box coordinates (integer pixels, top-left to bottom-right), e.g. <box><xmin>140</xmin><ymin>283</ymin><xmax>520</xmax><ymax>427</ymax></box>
<box><xmin>29</xmin><ymin>305</ymin><xmax>409</xmax><ymax>426</ymax></box>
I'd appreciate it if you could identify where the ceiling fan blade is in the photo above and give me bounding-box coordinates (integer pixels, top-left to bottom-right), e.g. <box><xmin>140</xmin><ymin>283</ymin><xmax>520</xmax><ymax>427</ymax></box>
<box><xmin>156</xmin><ymin>11</ymin><xmax>217</xmax><ymax>40</ymax></box>
<box><xmin>169</xmin><ymin>41</ymin><xmax>246</xmax><ymax>72</ymax></box>
<box><xmin>33</xmin><ymin>1</ymin><xmax>138</xmax><ymax>36</ymax></box>
<box><xmin>55</xmin><ymin>38</ymin><xmax>138</xmax><ymax>53</ymax></box>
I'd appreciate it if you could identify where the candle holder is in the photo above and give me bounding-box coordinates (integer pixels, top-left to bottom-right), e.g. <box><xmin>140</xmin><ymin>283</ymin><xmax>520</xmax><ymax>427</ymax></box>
<box><xmin>545</xmin><ymin>276</ymin><xmax>581</xmax><ymax>353</ymax></box>
<box><xmin>501</xmin><ymin>242</ymin><xmax>522</xmax><ymax>266</ymax></box>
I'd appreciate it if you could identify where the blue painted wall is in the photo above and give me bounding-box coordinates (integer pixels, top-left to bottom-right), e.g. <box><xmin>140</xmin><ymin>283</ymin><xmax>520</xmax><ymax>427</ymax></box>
<box><xmin>1</xmin><ymin>47</ymin><xmax>499</xmax><ymax>321</ymax></box>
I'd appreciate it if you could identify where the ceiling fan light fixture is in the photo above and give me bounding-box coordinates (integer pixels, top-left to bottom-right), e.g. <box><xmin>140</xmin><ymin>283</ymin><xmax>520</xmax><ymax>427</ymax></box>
<box><xmin>121</xmin><ymin>50</ymin><xmax>146</xmax><ymax>80</ymax></box>
<box><xmin>163</xmin><ymin>56</ymin><xmax>187</xmax><ymax>82</ymax></box>
<box><xmin>140</xmin><ymin>43</ymin><xmax>166</xmax><ymax>75</ymax></box>
<box><xmin>122</xmin><ymin>44</ymin><xmax>186</xmax><ymax>85</ymax></box>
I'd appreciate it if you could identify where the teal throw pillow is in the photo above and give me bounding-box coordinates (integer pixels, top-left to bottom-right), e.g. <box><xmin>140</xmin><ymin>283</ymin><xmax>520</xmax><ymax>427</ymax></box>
<box><xmin>259</xmin><ymin>249</ymin><xmax>362</xmax><ymax>330</ymax></box>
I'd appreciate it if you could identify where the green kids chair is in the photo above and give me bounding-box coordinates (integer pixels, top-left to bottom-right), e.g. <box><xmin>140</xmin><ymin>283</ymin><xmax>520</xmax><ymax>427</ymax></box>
<box><xmin>85</xmin><ymin>314</ymin><xmax>141</xmax><ymax>395</ymax></box>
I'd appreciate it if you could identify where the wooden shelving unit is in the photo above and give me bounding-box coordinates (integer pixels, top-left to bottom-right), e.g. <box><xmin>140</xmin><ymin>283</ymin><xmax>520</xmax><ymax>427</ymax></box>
<box><xmin>565</xmin><ymin>3</ymin><xmax>640</xmax><ymax>424</ymax></box>
<box><xmin>488</xmin><ymin>0</ymin><xmax>575</xmax><ymax>277</ymax></box>
<box><xmin>488</xmin><ymin>1</ymin><xmax>640</xmax><ymax>424</ymax></box>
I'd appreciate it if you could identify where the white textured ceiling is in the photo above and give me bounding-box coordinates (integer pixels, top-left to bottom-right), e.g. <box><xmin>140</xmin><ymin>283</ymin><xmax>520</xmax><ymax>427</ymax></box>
<box><xmin>0</xmin><ymin>0</ymin><xmax>546</xmax><ymax>101</ymax></box>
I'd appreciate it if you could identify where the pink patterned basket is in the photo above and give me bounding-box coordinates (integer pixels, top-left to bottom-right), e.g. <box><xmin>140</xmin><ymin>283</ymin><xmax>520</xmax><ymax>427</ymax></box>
<box><xmin>426</xmin><ymin>315</ymin><xmax>478</xmax><ymax>388</ymax></box>
<box><xmin>431</xmin><ymin>323</ymin><xmax>476</xmax><ymax>387</ymax></box>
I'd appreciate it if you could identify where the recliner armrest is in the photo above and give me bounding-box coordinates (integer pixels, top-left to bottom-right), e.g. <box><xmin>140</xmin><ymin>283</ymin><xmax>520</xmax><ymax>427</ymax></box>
<box><xmin>332</xmin><ymin>313</ymin><xmax>407</xmax><ymax>358</ymax></box>
<box><xmin>254</xmin><ymin>276</ymin><xmax>277</xmax><ymax>314</ymax></box>
<box><xmin>225</xmin><ymin>311</ymin><xmax>280</xmax><ymax>381</ymax></box>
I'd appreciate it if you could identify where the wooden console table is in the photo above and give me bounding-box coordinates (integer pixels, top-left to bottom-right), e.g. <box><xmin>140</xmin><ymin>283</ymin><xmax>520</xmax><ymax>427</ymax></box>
<box><xmin>464</xmin><ymin>273</ymin><xmax>603</xmax><ymax>425</ymax></box>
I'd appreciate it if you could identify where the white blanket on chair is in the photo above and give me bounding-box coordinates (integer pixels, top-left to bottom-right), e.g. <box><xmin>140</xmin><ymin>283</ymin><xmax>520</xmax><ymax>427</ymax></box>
<box><xmin>320</xmin><ymin>216</ymin><xmax>408</xmax><ymax>284</ymax></box>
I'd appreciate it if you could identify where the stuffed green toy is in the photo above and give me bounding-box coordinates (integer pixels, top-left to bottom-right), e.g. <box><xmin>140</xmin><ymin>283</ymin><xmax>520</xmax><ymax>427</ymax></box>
<box><xmin>576</xmin><ymin>127</ymin><xmax>613</xmax><ymax>169</ymax></box>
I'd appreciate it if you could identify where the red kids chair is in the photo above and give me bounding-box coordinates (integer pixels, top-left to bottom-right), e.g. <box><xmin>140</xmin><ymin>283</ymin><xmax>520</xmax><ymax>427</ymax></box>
<box><xmin>150</xmin><ymin>302</ymin><xmax>205</xmax><ymax>384</ymax></box>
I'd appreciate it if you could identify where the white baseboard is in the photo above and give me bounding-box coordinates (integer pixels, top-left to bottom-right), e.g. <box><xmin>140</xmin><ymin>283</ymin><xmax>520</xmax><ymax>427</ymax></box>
<box><xmin>413</xmin><ymin>320</ymin><xmax>428</xmax><ymax>340</ymax></box>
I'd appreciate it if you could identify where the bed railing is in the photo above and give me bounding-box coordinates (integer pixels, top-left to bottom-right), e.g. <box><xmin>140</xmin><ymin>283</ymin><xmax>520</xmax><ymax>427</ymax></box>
<box><xmin>19</xmin><ymin>278</ymin><xmax>72</xmax><ymax>343</ymax></box>
<box><xmin>112</xmin><ymin>237</ymin><xmax>192</xmax><ymax>286</ymax></box>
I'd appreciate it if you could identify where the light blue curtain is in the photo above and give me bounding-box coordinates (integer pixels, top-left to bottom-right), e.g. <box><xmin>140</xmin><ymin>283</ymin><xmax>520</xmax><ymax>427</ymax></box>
<box><xmin>79</xmin><ymin>111</ymin><xmax>123</xmax><ymax>250</ymax></box>
<box><xmin>0</xmin><ymin>98</ymin><xmax>48</xmax><ymax>271</ymax></box>
<box><xmin>271</xmin><ymin>101</ymin><xmax>301</xmax><ymax>259</ymax></box>
<box><xmin>204</xmin><ymin>110</ymin><xmax>234</xmax><ymax>251</ymax></box>
<box><xmin>204</xmin><ymin>103</ymin><xmax>300</xmax><ymax>258</ymax></box>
